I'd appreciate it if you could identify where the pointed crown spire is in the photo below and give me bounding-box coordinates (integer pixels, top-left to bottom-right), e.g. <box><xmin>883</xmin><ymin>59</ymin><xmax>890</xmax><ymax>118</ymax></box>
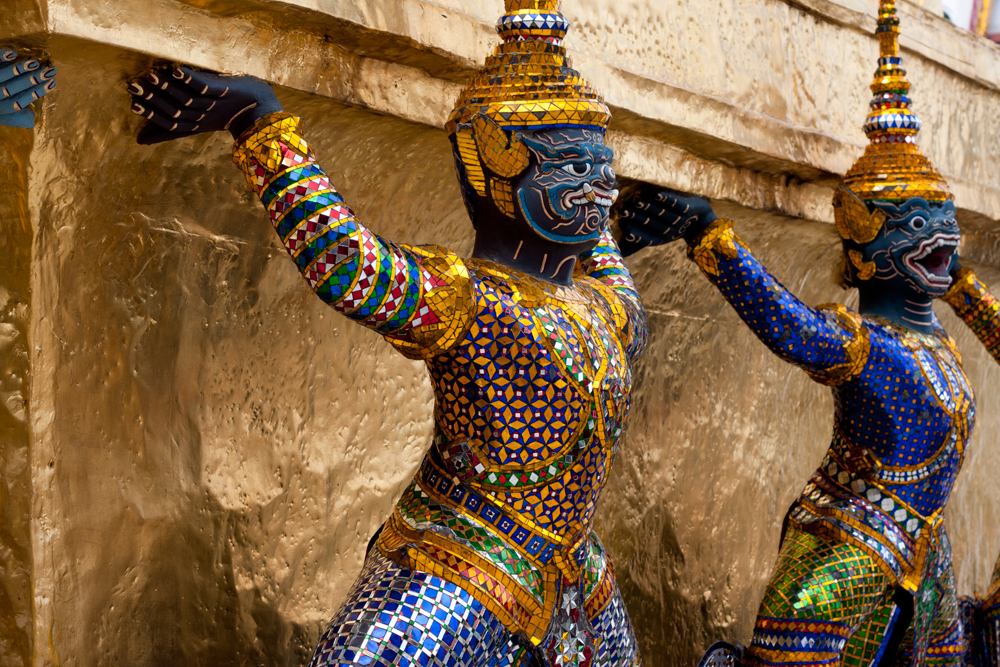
<box><xmin>446</xmin><ymin>0</ymin><xmax>611</xmax><ymax>136</ymax></box>
<box><xmin>839</xmin><ymin>0</ymin><xmax>951</xmax><ymax>205</ymax></box>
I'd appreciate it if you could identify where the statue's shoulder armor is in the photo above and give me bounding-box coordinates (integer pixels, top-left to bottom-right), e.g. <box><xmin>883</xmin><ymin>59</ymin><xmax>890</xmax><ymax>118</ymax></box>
<box><xmin>802</xmin><ymin>303</ymin><xmax>871</xmax><ymax>387</ymax></box>
<box><xmin>383</xmin><ymin>244</ymin><xmax>476</xmax><ymax>361</ymax></box>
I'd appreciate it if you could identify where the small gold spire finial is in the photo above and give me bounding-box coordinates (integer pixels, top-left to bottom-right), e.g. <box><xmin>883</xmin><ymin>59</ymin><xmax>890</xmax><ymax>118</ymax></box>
<box><xmin>835</xmin><ymin>0</ymin><xmax>951</xmax><ymax>236</ymax></box>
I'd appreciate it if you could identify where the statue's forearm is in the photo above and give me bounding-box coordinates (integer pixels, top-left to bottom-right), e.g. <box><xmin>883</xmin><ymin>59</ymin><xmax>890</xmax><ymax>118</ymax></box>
<box><xmin>943</xmin><ymin>267</ymin><xmax>1000</xmax><ymax>364</ymax></box>
<box><xmin>687</xmin><ymin>219</ymin><xmax>869</xmax><ymax>386</ymax></box>
<box><xmin>233</xmin><ymin>112</ymin><xmax>473</xmax><ymax>357</ymax></box>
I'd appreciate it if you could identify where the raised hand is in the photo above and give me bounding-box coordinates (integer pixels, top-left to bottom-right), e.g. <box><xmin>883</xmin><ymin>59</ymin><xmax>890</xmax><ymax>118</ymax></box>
<box><xmin>0</xmin><ymin>48</ymin><xmax>57</xmax><ymax>129</ymax></box>
<box><xmin>615</xmin><ymin>185</ymin><xmax>718</xmax><ymax>257</ymax></box>
<box><xmin>129</xmin><ymin>66</ymin><xmax>283</xmax><ymax>145</ymax></box>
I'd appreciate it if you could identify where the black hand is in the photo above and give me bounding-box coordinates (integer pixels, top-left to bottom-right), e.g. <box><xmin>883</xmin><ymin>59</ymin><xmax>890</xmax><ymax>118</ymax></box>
<box><xmin>615</xmin><ymin>185</ymin><xmax>718</xmax><ymax>257</ymax></box>
<box><xmin>0</xmin><ymin>47</ymin><xmax>57</xmax><ymax>129</ymax></box>
<box><xmin>129</xmin><ymin>66</ymin><xmax>283</xmax><ymax>145</ymax></box>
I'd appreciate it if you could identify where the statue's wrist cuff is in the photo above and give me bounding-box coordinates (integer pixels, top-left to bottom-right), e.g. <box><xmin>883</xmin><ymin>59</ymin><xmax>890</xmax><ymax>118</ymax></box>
<box><xmin>942</xmin><ymin>267</ymin><xmax>980</xmax><ymax>312</ymax></box>
<box><xmin>233</xmin><ymin>110</ymin><xmax>299</xmax><ymax>149</ymax></box>
<box><xmin>686</xmin><ymin>218</ymin><xmax>738</xmax><ymax>277</ymax></box>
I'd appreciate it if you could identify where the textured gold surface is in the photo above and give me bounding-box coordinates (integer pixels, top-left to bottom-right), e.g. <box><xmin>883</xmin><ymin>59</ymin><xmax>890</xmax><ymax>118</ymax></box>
<box><xmin>24</xmin><ymin>42</ymin><xmax>470</xmax><ymax>666</ymax></box>
<box><xmin>2</xmin><ymin>3</ymin><xmax>1000</xmax><ymax>667</ymax></box>
<box><xmin>0</xmin><ymin>125</ymin><xmax>34</xmax><ymax>667</ymax></box>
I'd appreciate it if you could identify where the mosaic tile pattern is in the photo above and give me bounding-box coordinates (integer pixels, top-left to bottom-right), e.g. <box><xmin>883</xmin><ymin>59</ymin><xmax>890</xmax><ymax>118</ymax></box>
<box><xmin>234</xmin><ymin>113</ymin><xmax>474</xmax><ymax>360</ymax></box>
<box><xmin>838</xmin><ymin>0</ymin><xmax>951</xmax><ymax>207</ymax></box>
<box><xmin>691</xmin><ymin>215</ymin><xmax>975</xmax><ymax>548</ymax></box>
<box><xmin>978</xmin><ymin>584</ymin><xmax>1000</xmax><ymax>667</ymax></box>
<box><xmin>692</xmin><ymin>213</ymin><xmax>977</xmax><ymax>665</ymax></box>
<box><xmin>746</xmin><ymin>529</ymin><xmax>964</xmax><ymax>667</ymax></box>
<box><xmin>309</xmin><ymin>550</ymin><xmax>531</xmax><ymax>667</ymax></box>
<box><xmin>308</xmin><ymin>549</ymin><xmax>639</xmax><ymax>667</ymax></box>
<box><xmin>683</xmin><ymin>9</ymin><xmax>990</xmax><ymax>660</ymax></box>
<box><xmin>841</xmin><ymin>588</ymin><xmax>903</xmax><ymax>667</ymax></box>
<box><xmin>892</xmin><ymin>555</ymin><xmax>965</xmax><ymax>667</ymax></box>
<box><xmin>748</xmin><ymin>528</ymin><xmax>890</xmax><ymax>667</ymax></box>
<box><xmin>448</xmin><ymin>0</ymin><xmax>612</xmax><ymax>213</ymax></box>
<box><xmin>944</xmin><ymin>269</ymin><xmax>1000</xmax><ymax>364</ymax></box>
<box><xmin>234</xmin><ymin>108</ymin><xmax>647</xmax><ymax>663</ymax></box>
<box><xmin>683</xmin><ymin>4</ymin><xmax>997</xmax><ymax>667</ymax></box>
<box><xmin>446</xmin><ymin>0</ymin><xmax>611</xmax><ymax>136</ymax></box>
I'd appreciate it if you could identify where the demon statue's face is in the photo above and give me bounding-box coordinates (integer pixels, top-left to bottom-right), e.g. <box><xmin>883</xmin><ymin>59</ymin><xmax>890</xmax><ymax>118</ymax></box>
<box><xmin>850</xmin><ymin>198</ymin><xmax>960</xmax><ymax>298</ymax></box>
<box><xmin>512</xmin><ymin>128</ymin><xmax>618</xmax><ymax>245</ymax></box>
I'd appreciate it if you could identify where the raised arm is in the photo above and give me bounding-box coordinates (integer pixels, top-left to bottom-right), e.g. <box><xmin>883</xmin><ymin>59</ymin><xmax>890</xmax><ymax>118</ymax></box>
<box><xmin>578</xmin><ymin>229</ymin><xmax>648</xmax><ymax>360</ymax></box>
<box><xmin>130</xmin><ymin>68</ymin><xmax>473</xmax><ymax>360</ymax></box>
<box><xmin>943</xmin><ymin>266</ymin><xmax>1000</xmax><ymax>364</ymax></box>
<box><xmin>616</xmin><ymin>188</ymin><xmax>869</xmax><ymax>386</ymax></box>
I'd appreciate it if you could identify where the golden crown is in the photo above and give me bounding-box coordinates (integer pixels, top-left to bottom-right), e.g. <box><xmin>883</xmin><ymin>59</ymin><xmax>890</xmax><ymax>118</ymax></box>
<box><xmin>447</xmin><ymin>0</ymin><xmax>610</xmax><ymax>136</ymax></box>
<box><xmin>836</xmin><ymin>0</ymin><xmax>951</xmax><ymax>243</ymax></box>
<box><xmin>448</xmin><ymin>1</ymin><xmax>611</xmax><ymax>218</ymax></box>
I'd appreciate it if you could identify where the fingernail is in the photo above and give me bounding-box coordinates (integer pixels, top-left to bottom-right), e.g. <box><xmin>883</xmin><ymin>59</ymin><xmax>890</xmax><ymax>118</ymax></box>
<box><xmin>45</xmin><ymin>80</ymin><xmax>56</xmax><ymax>91</ymax></box>
<box><xmin>24</xmin><ymin>60</ymin><xmax>39</xmax><ymax>71</ymax></box>
<box><xmin>1</xmin><ymin>51</ymin><xmax>15</xmax><ymax>62</ymax></box>
<box><xmin>148</xmin><ymin>72</ymin><xmax>159</xmax><ymax>85</ymax></box>
<box><xmin>131</xmin><ymin>102</ymin><xmax>145</xmax><ymax>114</ymax></box>
<box><xmin>173</xmin><ymin>68</ymin><xmax>184</xmax><ymax>79</ymax></box>
<box><xmin>127</xmin><ymin>83</ymin><xmax>143</xmax><ymax>95</ymax></box>
<box><xmin>42</xmin><ymin>67</ymin><xmax>56</xmax><ymax>79</ymax></box>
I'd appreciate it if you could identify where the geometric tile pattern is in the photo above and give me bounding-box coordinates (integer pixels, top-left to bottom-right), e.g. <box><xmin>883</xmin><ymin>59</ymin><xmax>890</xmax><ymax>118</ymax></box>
<box><xmin>234</xmin><ymin>112</ymin><xmax>648</xmax><ymax>664</ymax></box>
<box><xmin>447</xmin><ymin>0</ymin><xmax>611</xmax><ymax>137</ymax></box>
<box><xmin>747</xmin><ymin>528</ymin><xmax>965</xmax><ymax>667</ymax></box>
<box><xmin>308</xmin><ymin>551</ymin><xmax>531</xmax><ymax>667</ymax></box>
<box><xmin>447</xmin><ymin>0</ymin><xmax>610</xmax><ymax>192</ymax></box>
<box><xmin>588</xmin><ymin>569</ymin><xmax>641</xmax><ymax>667</ymax></box>
<box><xmin>748</xmin><ymin>528</ymin><xmax>890</xmax><ymax>667</ymax></box>
<box><xmin>688</xmin><ymin>214</ymin><xmax>981</xmax><ymax>667</ymax></box>
<box><xmin>308</xmin><ymin>549</ymin><xmax>641</xmax><ymax>667</ymax></box>
<box><xmin>690</xmin><ymin>216</ymin><xmax>975</xmax><ymax>591</ymax></box>
<box><xmin>944</xmin><ymin>268</ymin><xmax>1000</xmax><ymax>365</ymax></box>
<box><xmin>234</xmin><ymin>112</ymin><xmax>474</xmax><ymax>359</ymax></box>
<box><xmin>841</xmin><ymin>588</ymin><xmax>905</xmax><ymax>667</ymax></box>
<box><xmin>892</xmin><ymin>554</ymin><xmax>965</xmax><ymax>667</ymax></box>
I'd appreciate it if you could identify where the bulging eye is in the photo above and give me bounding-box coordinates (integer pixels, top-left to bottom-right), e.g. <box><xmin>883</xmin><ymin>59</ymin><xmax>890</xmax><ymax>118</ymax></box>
<box><xmin>561</xmin><ymin>163</ymin><xmax>592</xmax><ymax>177</ymax></box>
<box><xmin>910</xmin><ymin>216</ymin><xmax>928</xmax><ymax>231</ymax></box>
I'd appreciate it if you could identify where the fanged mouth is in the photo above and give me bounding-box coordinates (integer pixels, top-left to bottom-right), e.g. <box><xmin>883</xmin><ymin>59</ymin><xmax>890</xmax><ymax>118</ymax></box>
<box><xmin>902</xmin><ymin>233</ymin><xmax>960</xmax><ymax>288</ymax></box>
<box><xmin>563</xmin><ymin>183</ymin><xmax>618</xmax><ymax>209</ymax></box>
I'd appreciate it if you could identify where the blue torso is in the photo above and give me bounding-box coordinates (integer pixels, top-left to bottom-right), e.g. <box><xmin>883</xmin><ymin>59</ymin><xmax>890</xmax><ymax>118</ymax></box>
<box><xmin>834</xmin><ymin>318</ymin><xmax>975</xmax><ymax>518</ymax></box>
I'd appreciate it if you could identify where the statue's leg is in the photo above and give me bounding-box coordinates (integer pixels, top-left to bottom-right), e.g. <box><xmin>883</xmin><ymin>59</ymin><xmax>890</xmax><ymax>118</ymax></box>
<box><xmin>890</xmin><ymin>563</ymin><xmax>959</xmax><ymax>667</ymax></box>
<box><xmin>587</xmin><ymin>574</ymin><xmax>641</xmax><ymax>667</ymax></box>
<box><xmin>978</xmin><ymin>577</ymin><xmax>1000</xmax><ymax>667</ymax></box>
<box><xmin>920</xmin><ymin>566</ymin><xmax>964</xmax><ymax>667</ymax></box>
<box><xmin>744</xmin><ymin>526</ymin><xmax>892</xmax><ymax>667</ymax></box>
<box><xmin>309</xmin><ymin>549</ymin><xmax>528</xmax><ymax>667</ymax></box>
<box><xmin>841</xmin><ymin>587</ymin><xmax>912</xmax><ymax>667</ymax></box>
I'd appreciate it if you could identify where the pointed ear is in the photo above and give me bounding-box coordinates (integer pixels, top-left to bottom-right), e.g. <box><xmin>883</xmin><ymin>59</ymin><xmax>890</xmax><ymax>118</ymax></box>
<box><xmin>473</xmin><ymin>114</ymin><xmax>530</xmax><ymax>179</ymax></box>
<box><xmin>453</xmin><ymin>124</ymin><xmax>487</xmax><ymax>197</ymax></box>
<box><xmin>833</xmin><ymin>186</ymin><xmax>885</xmax><ymax>245</ymax></box>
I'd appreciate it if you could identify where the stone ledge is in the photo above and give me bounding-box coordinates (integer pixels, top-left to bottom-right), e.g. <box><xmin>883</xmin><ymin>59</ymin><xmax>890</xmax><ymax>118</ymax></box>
<box><xmin>3</xmin><ymin>0</ymin><xmax>999</xmax><ymax>225</ymax></box>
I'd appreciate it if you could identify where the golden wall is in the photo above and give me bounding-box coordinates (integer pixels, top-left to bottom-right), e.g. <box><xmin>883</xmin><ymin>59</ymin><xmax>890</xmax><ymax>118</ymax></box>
<box><xmin>2</xmin><ymin>1</ymin><xmax>1000</xmax><ymax>665</ymax></box>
